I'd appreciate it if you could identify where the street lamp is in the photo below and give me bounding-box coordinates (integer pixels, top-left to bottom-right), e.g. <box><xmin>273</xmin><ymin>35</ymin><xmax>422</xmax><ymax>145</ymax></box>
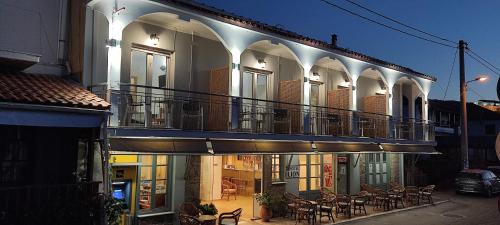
<box><xmin>461</xmin><ymin>74</ymin><xmax>488</xmax><ymax>169</ymax></box>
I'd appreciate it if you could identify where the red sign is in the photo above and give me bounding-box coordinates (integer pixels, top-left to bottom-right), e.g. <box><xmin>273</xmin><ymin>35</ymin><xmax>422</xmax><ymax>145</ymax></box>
<box><xmin>338</xmin><ymin>156</ymin><xmax>348</xmax><ymax>163</ymax></box>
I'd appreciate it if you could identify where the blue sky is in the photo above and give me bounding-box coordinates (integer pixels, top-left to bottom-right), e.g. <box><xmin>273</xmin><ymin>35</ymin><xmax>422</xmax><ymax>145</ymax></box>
<box><xmin>197</xmin><ymin>0</ymin><xmax>500</xmax><ymax>102</ymax></box>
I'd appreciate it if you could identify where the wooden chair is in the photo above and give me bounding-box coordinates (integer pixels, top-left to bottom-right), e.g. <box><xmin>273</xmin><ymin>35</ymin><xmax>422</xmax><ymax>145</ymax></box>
<box><xmin>406</xmin><ymin>186</ymin><xmax>420</xmax><ymax>205</ymax></box>
<box><xmin>179</xmin><ymin>213</ymin><xmax>202</xmax><ymax>225</ymax></box>
<box><xmin>374</xmin><ymin>190</ymin><xmax>390</xmax><ymax>211</ymax></box>
<box><xmin>221</xmin><ymin>180</ymin><xmax>237</xmax><ymax>200</ymax></box>
<box><xmin>179</xmin><ymin>202</ymin><xmax>201</xmax><ymax>217</ymax></box>
<box><xmin>283</xmin><ymin>192</ymin><xmax>301</xmax><ymax>218</ymax></box>
<box><xmin>317</xmin><ymin>194</ymin><xmax>335</xmax><ymax>222</ymax></box>
<box><xmin>218</xmin><ymin>208</ymin><xmax>242</xmax><ymax>225</ymax></box>
<box><xmin>295</xmin><ymin>199</ymin><xmax>316</xmax><ymax>224</ymax></box>
<box><xmin>181</xmin><ymin>101</ymin><xmax>203</xmax><ymax>130</ymax></box>
<box><xmin>352</xmin><ymin>194</ymin><xmax>367</xmax><ymax>215</ymax></box>
<box><xmin>420</xmin><ymin>185</ymin><xmax>435</xmax><ymax>204</ymax></box>
<box><xmin>335</xmin><ymin>195</ymin><xmax>351</xmax><ymax>218</ymax></box>
<box><xmin>360</xmin><ymin>184</ymin><xmax>376</xmax><ymax>205</ymax></box>
<box><xmin>388</xmin><ymin>188</ymin><xmax>405</xmax><ymax>209</ymax></box>
<box><xmin>274</xmin><ymin>108</ymin><xmax>291</xmax><ymax>134</ymax></box>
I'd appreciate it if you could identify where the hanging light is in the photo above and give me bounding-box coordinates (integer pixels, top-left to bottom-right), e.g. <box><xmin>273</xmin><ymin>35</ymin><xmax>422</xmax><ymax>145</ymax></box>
<box><xmin>257</xmin><ymin>59</ymin><xmax>266</xmax><ymax>69</ymax></box>
<box><xmin>311</xmin><ymin>72</ymin><xmax>320</xmax><ymax>81</ymax></box>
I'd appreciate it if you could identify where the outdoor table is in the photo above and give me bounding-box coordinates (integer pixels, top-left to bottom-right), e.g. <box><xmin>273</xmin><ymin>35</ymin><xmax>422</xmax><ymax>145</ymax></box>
<box><xmin>198</xmin><ymin>215</ymin><xmax>217</xmax><ymax>225</ymax></box>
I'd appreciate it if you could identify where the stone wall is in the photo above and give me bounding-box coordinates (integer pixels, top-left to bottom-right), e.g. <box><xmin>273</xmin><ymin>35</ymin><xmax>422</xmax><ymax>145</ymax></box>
<box><xmin>184</xmin><ymin>156</ymin><xmax>201</xmax><ymax>205</ymax></box>
<box><xmin>390</xmin><ymin>154</ymin><xmax>400</xmax><ymax>184</ymax></box>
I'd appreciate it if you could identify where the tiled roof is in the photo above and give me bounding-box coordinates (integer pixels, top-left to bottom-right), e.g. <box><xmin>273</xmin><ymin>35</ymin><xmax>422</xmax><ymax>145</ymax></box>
<box><xmin>0</xmin><ymin>71</ymin><xmax>110</xmax><ymax>110</ymax></box>
<box><xmin>160</xmin><ymin>0</ymin><xmax>437</xmax><ymax>81</ymax></box>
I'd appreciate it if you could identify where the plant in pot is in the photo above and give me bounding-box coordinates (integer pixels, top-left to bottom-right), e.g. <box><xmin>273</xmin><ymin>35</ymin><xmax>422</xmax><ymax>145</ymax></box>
<box><xmin>197</xmin><ymin>203</ymin><xmax>218</xmax><ymax>215</ymax></box>
<box><xmin>255</xmin><ymin>192</ymin><xmax>273</xmax><ymax>222</ymax></box>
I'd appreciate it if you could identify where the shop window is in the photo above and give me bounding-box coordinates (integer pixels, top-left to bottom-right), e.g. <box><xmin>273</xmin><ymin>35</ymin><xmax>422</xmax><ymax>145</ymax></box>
<box><xmin>271</xmin><ymin>154</ymin><xmax>282</xmax><ymax>182</ymax></box>
<box><xmin>299</xmin><ymin>155</ymin><xmax>308</xmax><ymax>191</ymax></box>
<box><xmin>299</xmin><ymin>154</ymin><xmax>322</xmax><ymax>192</ymax></box>
<box><xmin>366</xmin><ymin>153</ymin><xmax>388</xmax><ymax>187</ymax></box>
<box><xmin>139</xmin><ymin>155</ymin><xmax>169</xmax><ymax>211</ymax></box>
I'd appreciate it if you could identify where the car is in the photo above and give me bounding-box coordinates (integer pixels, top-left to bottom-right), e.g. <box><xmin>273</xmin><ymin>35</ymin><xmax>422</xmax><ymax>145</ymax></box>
<box><xmin>455</xmin><ymin>169</ymin><xmax>500</xmax><ymax>197</ymax></box>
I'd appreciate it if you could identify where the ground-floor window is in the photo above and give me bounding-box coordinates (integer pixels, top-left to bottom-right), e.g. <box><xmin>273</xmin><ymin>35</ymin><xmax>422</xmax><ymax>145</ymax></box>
<box><xmin>110</xmin><ymin>153</ymin><xmax>171</xmax><ymax>214</ymax></box>
<box><xmin>271</xmin><ymin>154</ymin><xmax>283</xmax><ymax>182</ymax></box>
<box><xmin>366</xmin><ymin>153</ymin><xmax>388</xmax><ymax>188</ymax></box>
<box><xmin>299</xmin><ymin>154</ymin><xmax>336</xmax><ymax>193</ymax></box>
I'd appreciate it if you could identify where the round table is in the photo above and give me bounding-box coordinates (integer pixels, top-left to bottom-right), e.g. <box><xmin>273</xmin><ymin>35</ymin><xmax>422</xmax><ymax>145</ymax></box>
<box><xmin>198</xmin><ymin>215</ymin><xmax>217</xmax><ymax>225</ymax></box>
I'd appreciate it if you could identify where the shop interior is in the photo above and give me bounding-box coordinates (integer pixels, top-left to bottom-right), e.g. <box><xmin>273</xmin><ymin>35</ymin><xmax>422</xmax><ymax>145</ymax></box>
<box><xmin>200</xmin><ymin>155</ymin><xmax>262</xmax><ymax>221</ymax></box>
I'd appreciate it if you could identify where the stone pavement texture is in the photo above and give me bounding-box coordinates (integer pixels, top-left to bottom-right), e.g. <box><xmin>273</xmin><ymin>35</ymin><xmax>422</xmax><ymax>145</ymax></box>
<box><xmin>236</xmin><ymin>191</ymin><xmax>499</xmax><ymax>225</ymax></box>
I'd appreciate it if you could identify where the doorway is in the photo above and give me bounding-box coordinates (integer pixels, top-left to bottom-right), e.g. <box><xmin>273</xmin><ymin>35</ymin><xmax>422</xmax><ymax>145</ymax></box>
<box><xmin>241</xmin><ymin>71</ymin><xmax>270</xmax><ymax>132</ymax></box>
<box><xmin>200</xmin><ymin>155</ymin><xmax>262</xmax><ymax>221</ymax></box>
<box><xmin>366</xmin><ymin>153</ymin><xmax>389</xmax><ymax>189</ymax></box>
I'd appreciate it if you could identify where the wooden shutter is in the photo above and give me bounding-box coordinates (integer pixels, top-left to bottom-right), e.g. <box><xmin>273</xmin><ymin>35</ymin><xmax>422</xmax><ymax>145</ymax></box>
<box><xmin>327</xmin><ymin>88</ymin><xmax>351</xmax><ymax>135</ymax></box>
<box><xmin>208</xmin><ymin>67</ymin><xmax>229</xmax><ymax>131</ymax></box>
<box><xmin>278</xmin><ymin>80</ymin><xmax>302</xmax><ymax>134</ymax></box>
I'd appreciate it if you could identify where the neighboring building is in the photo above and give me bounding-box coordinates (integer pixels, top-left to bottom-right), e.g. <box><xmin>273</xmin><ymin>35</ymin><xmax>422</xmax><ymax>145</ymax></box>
<box><xmin>80</xmin><ymin>0</ymin><xmax>438</xmax><ymax>224</ymax></box>
<box><xmin>477</xmin><ymin>99</ymin><xmax>500</xmax><ymax>113</ymax></box>
<box><xmin>0</xmin><ymin>0</ymin><xmax>110</xmax><ymax>224</ymax></box>
<box><xmin>422</xmin><ymin>99</ymin><xmax>500</xmax><ymax>186</ymax></box>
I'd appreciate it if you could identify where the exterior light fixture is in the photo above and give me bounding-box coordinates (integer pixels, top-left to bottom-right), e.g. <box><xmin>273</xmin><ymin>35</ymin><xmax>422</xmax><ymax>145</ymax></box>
<box><xmin>378</xmin><ymin>143</ymin><xmax>384</xmax><ymax>150</ymax></box>
<box><xmin>311</xmin><ymin>142</ymin><xmax>318</xmax><ymax>154</ymax></box>
<box><xmin>375</xmin><ymin>89</ymin><xmax>387</xmax><ymax>95</ymax></box>
<box><xmin>466</xmin><ymin>75</ymin><xmax>489</xmax><ymax>87</ymax></box>
<box><xmin>311</xmin><ymin>72</ymin><xmax>320</xmax><ymax>81</ymax></box>
<box><xmin>257</xmin><ymin>59</ymin><xmax>266</xmax><ymax>69</ymax></box>
<box><xmin>338</xmin><ymin>81</ymin><xmax>350</xmax><ymax>88</ymax></box>
<box><xmin>206</xmin><ymin>140</ymin><xmax>214</xmax><ymax>154</ymax></box>
<box><xmin>150</xmin><ymin>33</ymin><xmax>160</xmax><ymax>46</ymax></box>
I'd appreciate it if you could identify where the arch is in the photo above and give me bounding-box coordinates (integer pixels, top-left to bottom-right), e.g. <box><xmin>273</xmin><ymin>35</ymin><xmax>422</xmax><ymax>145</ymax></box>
<box><xmin>392</xmin><ymin>76</ymin><xmax>425</xmax><ymax>101</ymax></box>
<box><xmin>311</xmin><ymin>56</ymin><xmax>353</xmax><ymax>82</ymax></box>
<box><xmin>359</xmin><ymin>67</ymin><xmax>388</xmax><ymax>88</ymax></box>
<box><xmin>241</xmin><ymin>39</ymin><xmax>304</xmax><ymax>68</ymax></box>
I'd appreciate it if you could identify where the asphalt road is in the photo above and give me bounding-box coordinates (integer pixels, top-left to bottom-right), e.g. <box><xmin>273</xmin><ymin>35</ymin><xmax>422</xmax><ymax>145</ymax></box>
<box><xmin>344</xmin><ymin>191</ymin><xmax>500</xmax><ymax>225</ymax></box>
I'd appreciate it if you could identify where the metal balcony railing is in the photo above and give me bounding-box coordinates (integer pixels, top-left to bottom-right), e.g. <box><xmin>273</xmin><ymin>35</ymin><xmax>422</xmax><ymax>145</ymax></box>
<box><xmin>92</xmin><ymin>84</ymin><xmax>434</xmax><ymax>141</ymax></box>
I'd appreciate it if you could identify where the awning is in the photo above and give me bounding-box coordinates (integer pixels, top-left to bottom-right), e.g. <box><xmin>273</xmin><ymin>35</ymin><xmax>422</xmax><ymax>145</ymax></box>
<box><xmin>109</xmin><ymin>137</ymin><xmax>208</xmax><ymax>154</ymax></box>
<box><xmin>381</xmin><ymin>144</ymin><xmax>439</xmax><ymax>154</ymax></box>
<box><xmin>211</xmin><ymin>140</ymin><xmax>313</xmax><ymax>154</ymax></box>
<box><xmin>315</xmin><ymin>142</ymin><xmax>382</xmax><ymax>153</ymax></box>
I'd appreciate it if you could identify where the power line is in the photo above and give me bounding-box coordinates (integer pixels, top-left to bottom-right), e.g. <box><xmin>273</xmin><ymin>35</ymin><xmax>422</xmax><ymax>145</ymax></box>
<box><xmin>465</xmin><ymin>51</ymin><xmax>500</xmax><ymax>77</ymax></box>
<box><xmin>318</xmin><ymin>0</ymin><xmax>457</xmax><ymax>48</ymax></box>
<box><xmin>443</xmin><ymin>48</ymin><xmax>458</xmax><ymax>100</ymax></box>
<box><xmin>468</xmin><ymin>87</ymin><xmax>486</xmax><ymax>99</ymax></box>
<box><xmin>341</xmin><ymin>0</ymin><xmax>456</xmax><ymax>45</ymax></box>
<box><xmin>466</xmin><ymin>48</ymin><xmax>500</xmax><ymax>74</ymax></box>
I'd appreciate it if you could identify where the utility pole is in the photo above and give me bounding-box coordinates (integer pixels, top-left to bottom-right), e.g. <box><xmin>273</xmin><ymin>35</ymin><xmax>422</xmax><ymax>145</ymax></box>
<box><xmin>459</xmin><ymin>40</ymin><xmax>469</xmax><ymax>169</ymax></box>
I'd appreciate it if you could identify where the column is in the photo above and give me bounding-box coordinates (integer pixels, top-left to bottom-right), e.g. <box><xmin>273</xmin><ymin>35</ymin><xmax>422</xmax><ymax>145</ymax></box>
<box><xmin>107</xmin><ymin>21</ymin><xmax>124</xmax><ymax>126</ymax></box>
<box><xmin>303</xmin><ymin>65</ymin><xmax>311</xmax><ymax>134</ymax></box>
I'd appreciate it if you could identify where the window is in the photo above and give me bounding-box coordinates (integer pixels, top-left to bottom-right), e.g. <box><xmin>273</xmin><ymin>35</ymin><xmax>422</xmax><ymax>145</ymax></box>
<box><xmin>485</xmin><ymin>124</ymin><xmax>495</xmax><ymax>135</ymax></box>
<box><xmin>366</xmin><ymin>153</ymin><xmax>388</xmax><ymax>187</ymax></box>
<box><xmin>139</xmin><ymin>155</ymin><xmax>169</xmax><ymax>211</ymax></box>
<box><xmin>309</xmin><ymin>155</ymin><xmax>321</xmax><ymax>191</ymax></box>
<box><xmin>299</xmin><ymin>154</ymin><xmax>322</xmax><ymax>192</ymax></box>
<box><xmin>299</xmin><ymin>155</ymin><xmax>308</xmax><ymax>191</ymax></box>
<box><xmin>271</xmin><ymin>154</ymin><xmax>282</xmax><ymax>182</ymax></box>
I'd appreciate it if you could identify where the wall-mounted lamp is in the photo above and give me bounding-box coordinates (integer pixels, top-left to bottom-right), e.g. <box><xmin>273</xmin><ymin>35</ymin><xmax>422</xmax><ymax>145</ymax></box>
<box><xmin>311</xmin><ymin>142</ymin><xmax>318</xmax><ymax>153</ymax></box>
<box><xmin>257</xmin><ymin>59</ymin><xmax>266</xmax><ymax>69</ymax></box>
<box><xmin>377</xmin><ymin>143</ymin><xmax>384</xmax><ymax>150</ymax></box>
<box><xmin>206</xmin><ymin>140</ymin><xmax>214</xmax><ymax>155</ymax></box>
<box><xmin>311</xmin><ymin>72</ymin><xmax>320</xmax><ymax>81</ymax></box>
<box><xmin>338</xmin><ymin>81</ymin><xmax>350</xmax><ymax>88</ymax></box>
<box><xmin>150</xmin><ymin>33</ymin><xmax>160</xmax><ymax>46</ymax></box>
<box><xmin>375</xmin><ymin>89</ymin><xmax>387</xmax><ymax>95</ymax></box>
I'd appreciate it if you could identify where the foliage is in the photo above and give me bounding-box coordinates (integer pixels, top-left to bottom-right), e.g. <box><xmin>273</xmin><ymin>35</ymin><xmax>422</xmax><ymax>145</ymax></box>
<box><xmin>197</xmin><ymin>203</ymin><xmax>218</xmax><ymax>215</ymax></box>
<box><xmin>255</xmin><ymin>192</ymin><xmax>274</xmax><ymax>207</ymax></box>
<box><xmin>104</xmin><ymin>194</ymin><xmax>125</xmax><ymax>225</ymax></box>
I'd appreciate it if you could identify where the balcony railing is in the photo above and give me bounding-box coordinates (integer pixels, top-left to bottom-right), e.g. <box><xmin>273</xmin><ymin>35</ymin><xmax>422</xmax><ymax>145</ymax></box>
<box><xmin>92</xmin><ymin>84</ymin><xmax>434</xmax><ymax>141</ymax></box>
<box><xmin>0</xmin><ymin>182</ymin><xmax>101</xmax><ymax>225</ymax></box>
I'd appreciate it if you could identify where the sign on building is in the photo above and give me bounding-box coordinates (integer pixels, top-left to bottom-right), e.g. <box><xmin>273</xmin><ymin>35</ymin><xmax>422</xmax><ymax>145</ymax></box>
<box><xmin>285</xmin><ymin>165</ymin><xmax>299</xmax><ymax>179</ymax></box>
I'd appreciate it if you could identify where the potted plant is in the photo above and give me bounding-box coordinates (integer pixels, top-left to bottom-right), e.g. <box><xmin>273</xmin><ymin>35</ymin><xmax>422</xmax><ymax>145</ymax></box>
<box><xmin>255</xmin><ymin>192</ymin><xmax>273</xmax><ymax>222</ymax></box>
<box><xmin>197</xmin><ymin>203</ymin><xmax>218</xmax><ymax>215</ymax></box>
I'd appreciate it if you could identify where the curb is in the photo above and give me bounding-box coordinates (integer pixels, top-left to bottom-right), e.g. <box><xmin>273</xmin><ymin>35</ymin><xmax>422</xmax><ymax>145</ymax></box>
<box><xmin>331</xmin><ymin>199</ymin><xmax>451</xmax><ymax>224</ymax></box>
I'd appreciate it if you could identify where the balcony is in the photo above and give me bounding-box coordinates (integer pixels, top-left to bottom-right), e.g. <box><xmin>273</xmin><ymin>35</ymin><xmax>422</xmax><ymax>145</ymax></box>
<box><xmin>93</xmin><ymin>84</ymin><xmax>434</xmax><ymax>142</ymax></box>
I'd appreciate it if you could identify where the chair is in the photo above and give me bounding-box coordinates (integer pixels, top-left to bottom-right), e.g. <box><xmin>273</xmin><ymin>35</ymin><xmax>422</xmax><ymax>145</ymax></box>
<box><xmin>352</xmin><ymin>191</ymin><xmax>368</xmax><ymax>215</ymax></box>
<box><xmin>388</xmin><ymin>188</ymin><xmax>405</xmax><ymax>209</ymax></box>
<box><xmin>179</xmin><ymin>213</ymin><xmax>202</xmax><ymax>225</ymax></box>
<box><xmin>406</xmin><ymin>186</ymin><xmax>420</xmax><ymax>205</ymax></box>
<box><xmin>283</xmin><ymin>192</ymin><xmax>301</xmax><ymax>218</ymax></box>
<box><xmin>320</xmin><ymin>187</ymin><xmax>335</xmax><ymax>199</ymax></box>
<box><xmin>179</xmin><ymin>202</ymin><xmax>201</xmax><ymax>217</ymax></box>
<box><xmin>218</xmin><ymin>208</ymin><xmax>242</xmax><ymax>225</ymax></box>
<box><xmin>317</xmin><ymin>195</ymin><xmax>335</xmax><ymax>222</ymax></box>
<box><xmin>360</xmin><ymin>184</ymin><xmax>376</xmax><ymax>205</ymax></box>
<box><xmin>274</xmin><ymin>108</ymin><xmax>291</xmax><ymax>134</ymax></box>
<box><xmin>420</xmin><ymin>185</ymin><xmax>435</xmax><ymax>204</ymax></box>
<box><xmin>181</xmin><ymin>101</ymin><xmax>203</xmax><ymax>130</ymax></box>
<box><xmin>295</xmin><ymin>199</ymin><xmax>316</xmax><ymax>224</ymax></box>
<box><xmin>221</xmin><ymin>180</ymin><xmax>237</xmax><ymax>200</ymax></box>
<box><xmin>374</xmin><ymin>190</ymin><xmax>390</xmax><ymax>211</ymax></box>
<box><xmin>123</xmin><ymin>93</ymin><xmax>145</xmax><ymax>126</ymax></box>
<box><xmin>335</xmin><ymin>195</ymin><xmax>351</xmax><ymax>218</ymax></box>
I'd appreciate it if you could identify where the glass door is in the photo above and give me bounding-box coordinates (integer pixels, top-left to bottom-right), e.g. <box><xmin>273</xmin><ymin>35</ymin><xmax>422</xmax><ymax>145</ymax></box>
<box><xmin>241</xmin><ymin>71</ymin><xmax>269</xmax><ymax>132</ymax></box>
<box><xmin>366</xmin><ymin>153</ymin><xmax>389</xmax><ymax>189</ymax></box>
<box><xmin>130</xmin><ymin>49</ymin><xmax>169</xmax><ymax>127</ymax></box>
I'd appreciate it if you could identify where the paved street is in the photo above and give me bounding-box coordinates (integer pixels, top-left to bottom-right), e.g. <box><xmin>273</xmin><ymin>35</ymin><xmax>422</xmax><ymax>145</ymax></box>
<box><xmin>342</xmin><ymin>191</ymin><xmax>500</xmax><ymax>225</ymax></box>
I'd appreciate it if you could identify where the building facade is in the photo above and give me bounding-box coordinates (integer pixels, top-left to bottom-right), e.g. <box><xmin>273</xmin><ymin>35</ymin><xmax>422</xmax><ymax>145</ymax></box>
<box><xmin>83</xmin><ymin>0</ymin><xmax>437</xmax><ymax>224</ymax></box>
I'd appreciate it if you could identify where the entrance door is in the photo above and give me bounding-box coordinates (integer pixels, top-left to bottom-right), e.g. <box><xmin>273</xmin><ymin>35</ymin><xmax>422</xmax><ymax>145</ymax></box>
<box><xmin>366</xmin><ymin>153</ymin><xmax>389</xmax><ymax>189</ymax></box>
<box><xmin>336</xmin><ymin>155</ymin><xmax>349</xmax><ymax>194</ymax></box>
<box><xmin>241</xmin><ymin>71</ymin><xmax>269</xmax><ymax>132</ymax></box>
<box><xmin>130</xmin><ymin>48</ymin><xmax>169</xmax><ymax>127</ymax></box>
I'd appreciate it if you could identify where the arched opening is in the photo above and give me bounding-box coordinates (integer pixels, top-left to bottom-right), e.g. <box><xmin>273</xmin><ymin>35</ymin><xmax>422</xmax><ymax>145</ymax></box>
<box><xmin>238</xmin><ymin>40</ymin><xmax>304</xmax><ymax>134</ymax></box>
<box><xmin>309</xmin><ymin>57</ymin><xmax>352</xmax><ymax>136</ymax></box>
<box><xmin>357</xmin><ymin>68</ymin><xmax>388</xmax><ymax>114</ymax></box>
<box><xmin>392</xmin><ymin>77</ymin><xmax>425</xmax><ymax>140</ymax></box>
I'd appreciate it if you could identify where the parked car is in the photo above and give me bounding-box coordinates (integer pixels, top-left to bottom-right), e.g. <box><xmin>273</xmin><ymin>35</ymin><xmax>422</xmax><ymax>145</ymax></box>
<box><xmin>455</xmin><ymin>169</ymin><xmax>500</xmax><ymax>197</ymax></box>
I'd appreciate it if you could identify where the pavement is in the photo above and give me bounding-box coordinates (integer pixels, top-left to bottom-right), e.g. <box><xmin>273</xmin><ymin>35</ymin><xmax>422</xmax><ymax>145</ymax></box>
<box><xmin>241</xmin><ymin>191</ymin><xmax>500</xmax><ymax>225</ymax></box>
<box><xmin>339</xmin><ymin>190</ymin><xmax>500</xmax><ymax>225</ymax></box>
